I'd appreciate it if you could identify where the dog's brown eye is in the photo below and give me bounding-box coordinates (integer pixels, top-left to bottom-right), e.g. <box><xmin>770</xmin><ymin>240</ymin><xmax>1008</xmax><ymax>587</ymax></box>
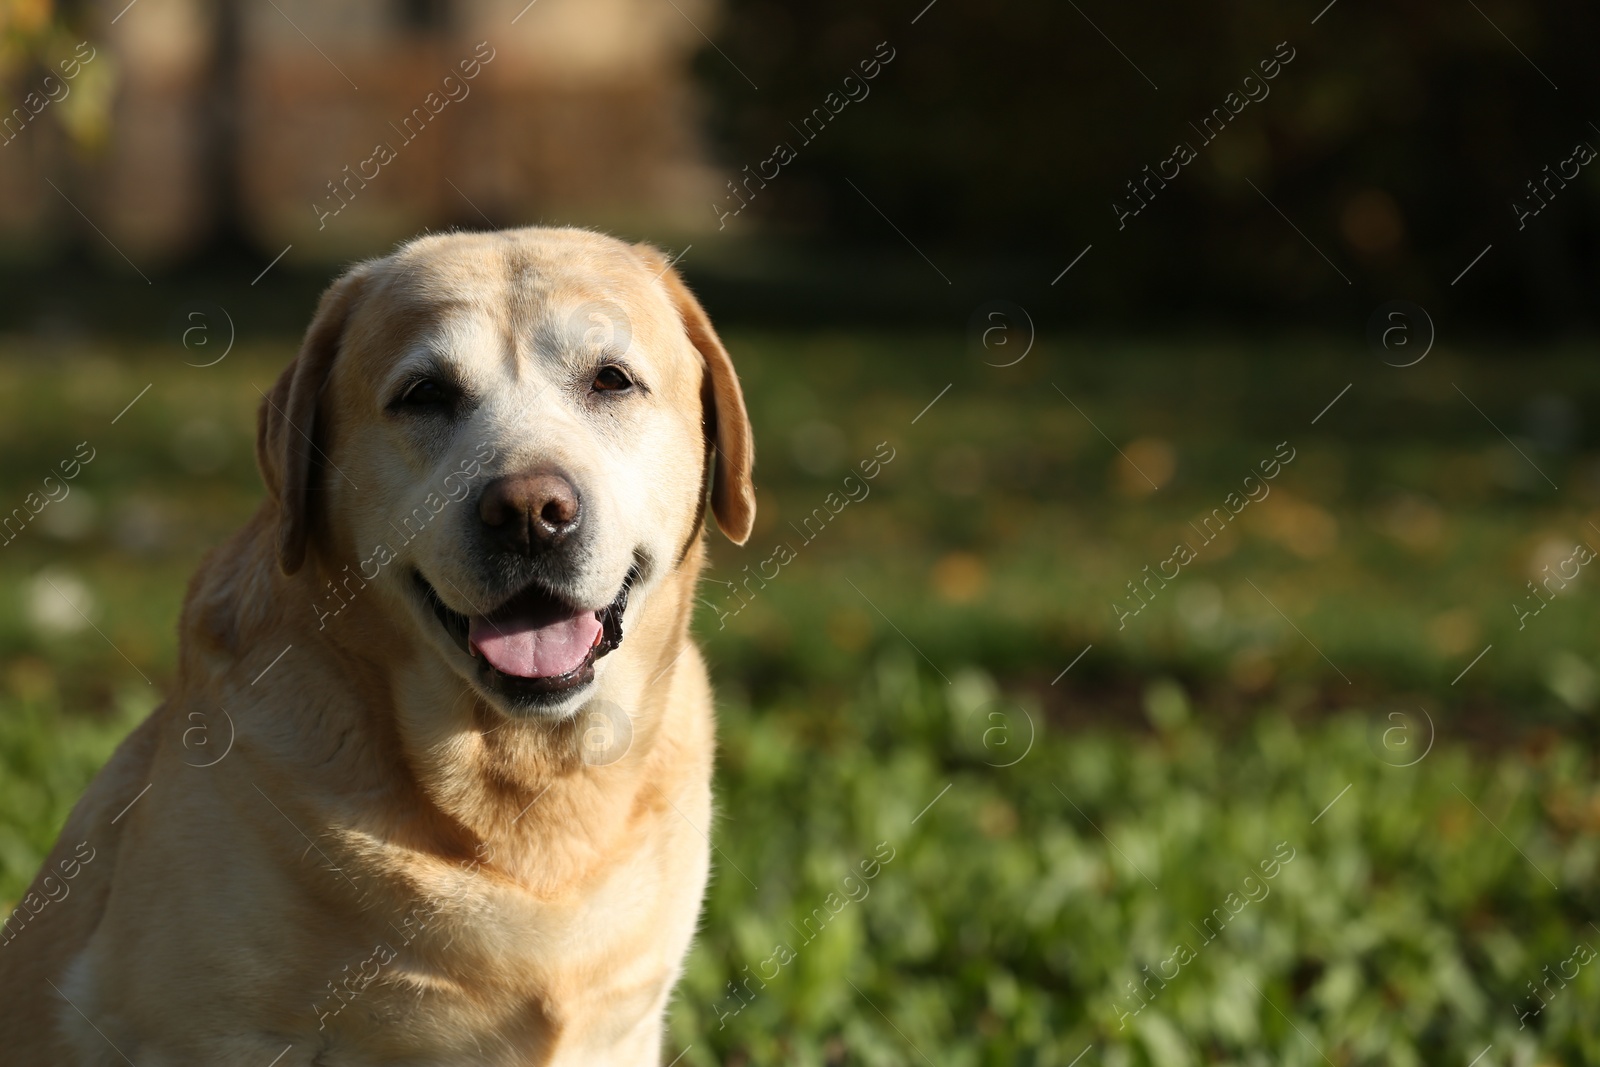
<box><xmin>397</xmin><ymin>378</ymin><xmax>454</xmax><ymax>409</ymax></box>
<box><xmin>593</xmin><ymin>366</ymin><xmax>633</xmax><ymax>393</ymax></box>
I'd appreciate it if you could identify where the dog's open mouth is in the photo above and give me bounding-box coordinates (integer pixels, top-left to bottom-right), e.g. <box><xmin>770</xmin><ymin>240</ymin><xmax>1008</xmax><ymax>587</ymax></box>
<box><xmin>415</xmin><ymin>570</ymin><xmax>631</xmax><ymax>697</ymax></box>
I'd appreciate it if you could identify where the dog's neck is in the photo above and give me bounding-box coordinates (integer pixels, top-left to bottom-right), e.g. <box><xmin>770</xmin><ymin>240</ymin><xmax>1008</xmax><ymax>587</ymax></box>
<box><xmin>187</xmin><ymin>508</ymin><xmax>711</xmax><ymax>894</ymax></box>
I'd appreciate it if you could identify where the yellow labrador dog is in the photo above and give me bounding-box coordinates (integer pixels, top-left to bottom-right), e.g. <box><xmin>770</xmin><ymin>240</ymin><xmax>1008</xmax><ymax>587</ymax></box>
<box><xmin>0</xmin><ymin>228</ymin><xmax>754</xmax><ymax>1065</ymax></box>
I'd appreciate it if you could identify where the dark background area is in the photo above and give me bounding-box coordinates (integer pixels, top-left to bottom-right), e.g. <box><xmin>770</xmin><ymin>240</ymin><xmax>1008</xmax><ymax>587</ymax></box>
<box><xmin>697</xmin><ymin>0</ymin><xmax>1600</xmax><ymax>330</ymax></box>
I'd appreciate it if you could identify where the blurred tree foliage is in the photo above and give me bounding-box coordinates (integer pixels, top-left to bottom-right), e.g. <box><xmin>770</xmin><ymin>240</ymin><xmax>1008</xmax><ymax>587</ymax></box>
<box><xmin>695</xmin><ymin>0</ymin><xmax>1600</xmax><ymax>329</ymax></box>
<box><xmin>0</xmin><ymin>0</ymin><xmax>114</xmax><ymax>150</ymax></box>
<box><xmin>0</xmin><ymin>0</ymin><xmax>58</xmax><ymax>64</ymax></box>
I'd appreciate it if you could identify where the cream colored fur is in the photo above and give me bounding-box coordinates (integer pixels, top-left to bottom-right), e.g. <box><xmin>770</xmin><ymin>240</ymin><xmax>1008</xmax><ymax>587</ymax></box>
<box><xmin>0</xmin><ymin>227</ymin><xmax>755</xmax><ymax>1066</ymax></box>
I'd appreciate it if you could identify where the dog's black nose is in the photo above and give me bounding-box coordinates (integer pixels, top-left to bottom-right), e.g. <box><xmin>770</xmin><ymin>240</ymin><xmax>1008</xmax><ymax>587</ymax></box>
<box><xmin>478</xmin><ymin>470</ymin><xmax>581</xmax><ymax>552</ymax></box>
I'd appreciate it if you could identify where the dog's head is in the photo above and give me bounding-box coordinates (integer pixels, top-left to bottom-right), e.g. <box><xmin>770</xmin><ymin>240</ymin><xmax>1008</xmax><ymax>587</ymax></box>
<box><xmin>255</xmin><ymin>228</ymin><xmax>753</xmax><ymax>719</ymax></box>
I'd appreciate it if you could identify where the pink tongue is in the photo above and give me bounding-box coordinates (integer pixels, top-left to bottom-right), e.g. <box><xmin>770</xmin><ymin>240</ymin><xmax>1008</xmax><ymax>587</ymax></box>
<box><xmin>469</xmin><ymin>610</ymin><xmax>601</xmax><ymax>679</ymax></box>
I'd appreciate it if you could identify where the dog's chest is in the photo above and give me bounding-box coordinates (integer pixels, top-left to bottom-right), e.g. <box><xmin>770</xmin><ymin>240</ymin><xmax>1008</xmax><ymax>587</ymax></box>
<box><xmin>316</xmin><ymin>792</ymin><xmax>710</xmax><ymax>1063</ymax></box>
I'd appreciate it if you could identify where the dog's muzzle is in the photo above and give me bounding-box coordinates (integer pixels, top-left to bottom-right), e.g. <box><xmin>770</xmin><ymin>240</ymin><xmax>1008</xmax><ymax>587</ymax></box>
<box><xmin>414</xmin><ymin>569</ymin><xmax>633</xmax><ymax>700</ymax></box>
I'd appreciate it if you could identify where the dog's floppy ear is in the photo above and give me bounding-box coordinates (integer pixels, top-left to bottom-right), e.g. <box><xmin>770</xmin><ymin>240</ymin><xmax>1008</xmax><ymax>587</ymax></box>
<box><xmin>636</xmin><ymin>244</ymin><xmax>756</xmax><ymax>544</ymax></box>
<box><xmin>256</xmin><ymin>264</ymin><xmax>370</xmax><ymax>575</ymax></box>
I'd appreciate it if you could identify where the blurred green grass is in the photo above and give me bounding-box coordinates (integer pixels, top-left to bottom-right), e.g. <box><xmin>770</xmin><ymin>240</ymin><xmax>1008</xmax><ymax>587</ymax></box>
<box><xmin>2</xmin><ymin>333</ymin><xmax>1598</xmax><ymax>1060</ymax></box>
<box><xmin>681</xmin><ymin>661</ymin><xmax>1600</xmax><ymax>1065</ymax></box>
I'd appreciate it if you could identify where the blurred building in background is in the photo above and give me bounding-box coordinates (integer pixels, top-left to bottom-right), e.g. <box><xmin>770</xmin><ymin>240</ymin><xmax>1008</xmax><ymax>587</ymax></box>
<box><xmin>0</xmin><ymin>0</ymin><xmax>721</xmax><ymax>264</ymax></box>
